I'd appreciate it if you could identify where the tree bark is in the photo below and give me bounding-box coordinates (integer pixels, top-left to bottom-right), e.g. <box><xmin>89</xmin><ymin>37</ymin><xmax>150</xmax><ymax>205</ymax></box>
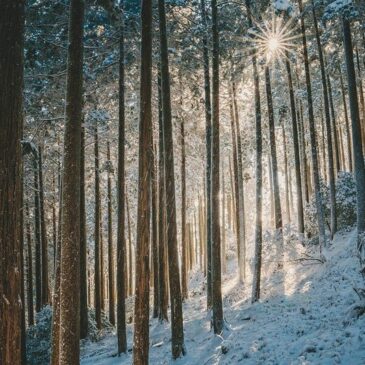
<box><xmin>25</xmin><ymin>203</ymin><xmax>34</xmax><ymax>326</ymax></box>
<box><xmin>94</xmin><ymin>124</ymin><xmax>102</xmax><ymax>330</ymax></box>
<box><xmin>106</xmin><ymin>141</ymin><xmax>115</xmax><ymax>326</ymax></box>
<box><xmin>38</xmin><ymin>147</ymin><xmax>49</xmax><ymax>306</ymax></box>
<box><xmin>58</xmin><ymin>0</ymin><xmax>84</xmax><ymax>362</ymax></box>
<box><xmin>200</xmin><ymin>0</ymin><xmax>213</xmax><ymax>309</ymax></box>
<box><xmin>133</xmin><ymin>0</ymin><xmax>153</xmax><ymax>362</ymax></box>
<box><xmin>246</xmin><ymin>0</ymin><xmax>263</xmax><ymax>303</ymax></box>
<box><xmin>158</xmin><ymin>0</ymin><xmax>186</xmax><ymax>356</ymax></box>
<box><xmin>117</xmin><ymin>5</ymin><xmax>127</xmax><ymax>354</ymax></box>
<box><xmin>211</xmin><ymin>0</ymin><xmax>223</xmax><ymax>334</ymax></box>
<box><xmin>80</xmin><ymin>125</ymin><xmax>88</xmax><ymax>339</ymax></box>
<box><xmin>34</xmin><ymin>160</ymin><xmax>42</xmax><ymax>313</ymax></box>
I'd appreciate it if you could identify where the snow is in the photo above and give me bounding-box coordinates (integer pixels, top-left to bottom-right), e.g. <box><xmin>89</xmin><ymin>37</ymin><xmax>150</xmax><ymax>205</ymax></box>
<box><xmin>81</xmin><ymin>229</ymin><xmax>365</xmax><ymax>364</ymax></box>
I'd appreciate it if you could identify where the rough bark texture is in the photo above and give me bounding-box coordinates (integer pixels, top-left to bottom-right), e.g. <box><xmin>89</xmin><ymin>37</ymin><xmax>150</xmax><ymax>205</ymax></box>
<box><xmin>38</xmin><ymin>147</ymin><xmax>49</xmax><ymax>305</ymax></box>
<box><xmin>94</xmin><ymin>125</ymin><xmax>102</xmax><ymax>330</ymax></box>
<box><xmin>80</xmin><ymin>125</ymin><xmax>88</xmax><ymax>339</ymax></box>
<box><xmin>246</xmin><ymin>0</ymin><xmax>263</xmax><ymax>303</ymax></box>
<box><xmin>181</xmin><ymin>111</ymin><xmax>188</xmax><ymax>299</ymax></box>
<box><xmin>0</xmin><ymin>2</ymin><xmax>24</xmax><ymax>363</ymax></box>
<box><xmin>158</xmin><ymin>0</ymin><xmax>186</xmax><ymax>356</ymax></box>
<box><xmin>151</xmin><ymin>144</ymin><xmax>159</xmax><ymax>317</ymax></box>
<box><xmin>106</xmin><ymin>141</ymin><xmax>115</xmax><ymax>326</ymax></box>
<box><xmin>133</xmin><ymin>0</ymin><xmax>152</xmax><ymax>362</ymax></box>
<box><xmin>25</xmin><ymin>204</ymin><xmax>34</xmax><ymax>326</ymax></box>
<box><xmin>157</xmin><ymin>69</ymin><xmax>168</xmax><ymax>322</ymax></box>
<box><xmin>200</xmin><ymin>0</ymin><xmax>213</xmax><ymax>309</ymax></box>
<box><xmin>117</xmin><ymin>6</ymin><xmax>127</xmax><ymax>354</ymax></box>
<box><xmin>211</xmin><ymin>0</ymin><xmax>224</xmax><ymax>334</ymax></box>
<box><xmin>34</xmin><ymin>161</ymin><xmax>42</xmax><ymax>313</ymax></box>
<box><xmin>58</xmin><ymin>0</ymin><xmax>84</xmax><ymax>363</ymax></box>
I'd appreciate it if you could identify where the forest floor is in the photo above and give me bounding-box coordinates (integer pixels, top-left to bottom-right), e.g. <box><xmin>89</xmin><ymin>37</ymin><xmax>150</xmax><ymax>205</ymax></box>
<box><xmin>80</xmin><ymin>229</ymin><xmax>365</xmax><ymax>364</ymax></box>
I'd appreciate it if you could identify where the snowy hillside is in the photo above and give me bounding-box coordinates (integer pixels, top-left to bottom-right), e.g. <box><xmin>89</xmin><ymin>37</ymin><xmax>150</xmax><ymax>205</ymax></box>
<box><xmin>81</xmin><ymin>230</ymin><xmax>365</xmax><ymax>365</ymax></box>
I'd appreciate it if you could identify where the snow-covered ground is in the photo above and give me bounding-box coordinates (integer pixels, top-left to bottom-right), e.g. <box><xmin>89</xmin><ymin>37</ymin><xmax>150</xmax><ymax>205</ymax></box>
<box><xmin>81</xmin><ymin>229</ymin><xmax>365</xmax><ymax>364</ymax></box>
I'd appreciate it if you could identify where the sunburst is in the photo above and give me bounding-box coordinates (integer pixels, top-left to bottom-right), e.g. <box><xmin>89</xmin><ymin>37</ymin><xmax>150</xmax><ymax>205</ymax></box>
<box><xmin>247</xmin><ymin>10</ymin><xmax>301</xmax><ymax>66</ymax></box>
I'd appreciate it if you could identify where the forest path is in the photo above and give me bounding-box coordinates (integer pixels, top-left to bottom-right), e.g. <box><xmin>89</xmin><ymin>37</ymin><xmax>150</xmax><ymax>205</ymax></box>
<box><xmin>81</xmin><ymin>230</ymin><xmax>365</xmax><ymax>364</ymax></box>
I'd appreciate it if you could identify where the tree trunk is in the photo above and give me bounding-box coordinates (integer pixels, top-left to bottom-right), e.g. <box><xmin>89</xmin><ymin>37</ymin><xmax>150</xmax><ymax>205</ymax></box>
<box><xmin>80</xmin><ymin>125</ymin><xmax>88</xmax><ymax>339</ymax></box>
<box><xmin>106</xmin><ymin>141</ymin><xmax>115</xmax><ymax>326</ymax></box>
<box><xmin>312</xmin><ymin>2</ymin><xmax>336</xmax><ymax>239</ymax></box>
<box><xmin>342</xmin><ymin>17</ymin><xmax>365</xmax><ymax>274</ymax></box>
<box><xmin>25</xmin><ymin>204</ymin><xmax>34</xmax><ymax>326</ymax></box>
<box><xmin>340</xmin><ymin>69</ymin><xmax>353</xmax><ymax>172</ymax></box>
<box><xmin>133</xmin><ymin>0</ymin><xmax>153</xmax><ymax>362</ymax></box>
<box><xmin>94</xmin><ymin>125</ymin><xmax>102</xmax><ymax>330</ymax></box>
<box><xmin>158</xmin><ymin>0</ymin><xmax>186</xmax><ymax>356</ymax></box>
<box><xmin>58</xmin><ymin>0</ymin><xmax>84</xmax><ymax>362</ymax></box>
<box><xmin>211</xmin><ymin>0</ymin><xmax>223</xmax><ymax>334</ymax></box>
<box><xmin>117</xmin><ymin>7</ymin><xmax>127</xmax><ymax>354</ymax></box>
<box><xmin>34</xmin><ymin>161</ymin><xmax>42</xmax><ymax>313</ymax></box>
<box><xmin>157</xmin><ymin>69</ymin><xmax>168</xmax><ymax>322</ymax></box>
<box><xmin>180</xmin><ymin>109</ymin><xmax>188</xmax><ymax>299</ymax></box>
<box><xmin>200</xmin><ymin>0</ymin><xmax>213</xmax><ymax>309</ymax></box>
<box><xmin>232</xmin><ymin>80</ymin><xmax>246</xmax><ymax>281</ymax></box>
<box><xmin>246</xmin><ymin>0</ymin><xmax>263</xmax><ymax>303</ymax></box>
<box><xmin>285</xmin><ymin>57</ymin><xmax>304</xmax><ymax>232</ymax></box>
<box><xmin>229</xmin><ymin>97</ymin><xmax>242</xmax><ymax>281</ymax></box>
<box><xmin>151</xmin><ymin>144</ymin><xmax>159</xmax><ymax>317</ymax></box>
<box><xmin>51</xmin><ymin>179</ymin><xmax>62</xmax><ymax>365</ymax></box>
<box><xmin>265</xmin><ymin>67</ymin><xmax>283</xmax><ymax>236</ymax></box>
<box><xmin>38</xmin><ymin>147</ymin><xmax>49</xmax><ymax>306</ymax></box>
<box><xmin>298</xmin><ymin>0</ymin><xmax>326</xmax><ymax>250</ymax></box>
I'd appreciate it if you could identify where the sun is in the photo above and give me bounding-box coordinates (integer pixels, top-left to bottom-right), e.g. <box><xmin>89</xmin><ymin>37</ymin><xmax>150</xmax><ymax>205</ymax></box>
<box><xmin>247</xmin><ymin>10</ymin><xmax>300</xmax><ymax>65</ymax></box>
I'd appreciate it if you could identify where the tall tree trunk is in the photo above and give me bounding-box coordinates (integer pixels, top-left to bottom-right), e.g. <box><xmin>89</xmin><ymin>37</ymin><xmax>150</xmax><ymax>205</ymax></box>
<box><xmin>100</xmin><ymin>206</ymin><xmax>105</xmax><ymax>312</ymax></box>
<box><xmin>232</xmin><ymin>80</ymin><xmax>246</xmax><ymax>281</ymax></box>
<box><xmin>211</xmin><ymin>0</ymin><xmax>223</xmax><ymax>334</ymax></box>
<box><xmin>312</xmin><ymin>2</ymin><xmax>336</xmax><ymax>239</ymax></box>
<box><xmin>180</xmin><ymin>109</ymin><xmax>188</xmax><ymax>299</ymax></box>
<box><xmin>221</xmin><ymin>160</ymin><xmax>226</xmax><ymax>274</ymax></box>
<box><xmin>200</xmin><ymin>0</ymin><xmax>213</xmax><ymax>309</ymax></box>
<box><xmin>158</xmin><ymin>0</ymin><xmax>185</xmax><ymax>356</ymax></box>
<box><xmin>106</xmin><ymin>141</ymin><xmax>115</xmax><ymax>326</ymax></box>
<box><xmin>25</xmin><ymin>204</ymin><xmax>34</xmax><ymax>326</ymax></box>
<box><xmin>285</xmin><ymin>58</ymin><xmax>304</xmax><ymax>233</ymax></box>
<box><xmin>355</xmin><ymin>47</ymin><xmax>365</xmax><ymax>151</ymax></box>
<box><xmin>157</xmin><ymin>69</ymin><xmax>168</xmax><ymax>322</ymax></box>
<box><xmin>126</xmin><ymin>195</ymin><xmax>133</xmax><ymax>298</ymax></box>
<box><xmin>282</xmin><ymin>126</ymin><xmax>290</xmax><ymax>223</ymax></box>
<box><xmin>298</xmin><ymin>0</ymin><xmax>326</xmax><ymax>249</ymax></box>
<box><xmin>151</xmin><ymin>144</ymin><xmax>159</xmax><ymax>317</ymax></box>
<box><xmin>265</xmin><ymin>67</ymin><xmax>283</xmax><ymax>239</ymax></box>
<box><xmin>246</xmin><ymin>0</ymin><xmax>263</xmax><ymax>303</ymax></box>
<box><xmin>94</xmin><ymin>125</ymin><xmax>102</xmax><ymax>330</ymax></box>
<box><xmin>38</xmin><ymin>147</ymin><xmax>49</xmax><ymax>305</ymax></box>
<box><xmin>58</xmin><ymin>0</ymin><xmax>84</xmax><ymax>362</ymax></box>
<box><xmin>34</xmin><ymin>160</ymin><xmax>42</xmax><ymax>313</ymax></box>
<box><xmin>229</xmin><ymin>98</ymin><xmax>242</xmax><ymax>281</ymax></box>
<box><xmin>342</xmin><ymin>17</ymin><xmax>365</xmax><ymax>274</ymax></box>
<box><xmin>80</xmin><ymin>125</ymin><xmax>88</xmax><ymax>339</ymax></box>
<box><xmin>117</xmin><ymin>5</ymin><xmax>127</xmax><ymax>354</ymax></box>
<box><xmin>51</xmin><ymin>180</ymin><xmax>62</xmax><ymax>365</ymax></box>
<box><xmin>327</xmin><ymin>73</ymin><xmax>341</xmax><ymax>174</ymax></box>
<box><xmin>133</xmin><ymin>0</ymin><xmax>153</xmax><ymax>362</ymax></box>
<box><xmin>340</xmin><ymin>69</ymin><xmax>353</xmax><ymax>172</ymax></box>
